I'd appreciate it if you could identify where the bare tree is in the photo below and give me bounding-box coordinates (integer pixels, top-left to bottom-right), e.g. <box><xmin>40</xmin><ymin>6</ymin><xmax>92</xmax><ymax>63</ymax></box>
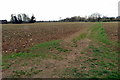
<box><xmin>10</xmin><ymin>13</ymin><xmax>36</xmax><ymax>23</ymax></box>
<box><xmin>29</xmin><ymin>14</ymin><xmax>36</xmax><ymax>23</ymax></box>
<box><xmin>18</xmin><ymin>14</ymin><xmax>22</xmax><ymax>23</ymax></box>
<box><xmin>89</xmin><ymin>13</ymin><xmax>101</xmax><ymax>22</ymax></box>
<box><xmin>11</xmin><ymin>14</ymin><xmax>18</xmax><ymax>23</ymax></box>
<box><xmin>22</xmin><ymin>14</ymin><xmax>30</xmax><ymax>22</ymax></box>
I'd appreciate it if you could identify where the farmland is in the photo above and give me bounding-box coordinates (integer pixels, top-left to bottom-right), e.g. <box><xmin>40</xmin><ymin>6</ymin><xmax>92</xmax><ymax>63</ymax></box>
<box><xmin>2</xmin><ymin>22</ymin><xmax>119</xmax><ymax>78</ymax></box>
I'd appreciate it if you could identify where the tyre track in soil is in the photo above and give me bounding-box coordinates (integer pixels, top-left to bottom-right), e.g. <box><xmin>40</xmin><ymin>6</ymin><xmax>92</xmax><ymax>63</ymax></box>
<box><xmin>3</xmin><ymin>24</ymin><xmax>92</xmax><ymax>78</ymax></box>
<box><xmin>32</xmin><ymin>26</ymin><xmax>92</xmax><ymax>78</ymax></box>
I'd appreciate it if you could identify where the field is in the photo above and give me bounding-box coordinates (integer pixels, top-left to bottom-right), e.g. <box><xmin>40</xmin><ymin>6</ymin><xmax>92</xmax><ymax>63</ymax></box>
<box><xmin>2</xmin><ymin>22</ymin><xmax>119</xmax><ymax>78</ymax></box>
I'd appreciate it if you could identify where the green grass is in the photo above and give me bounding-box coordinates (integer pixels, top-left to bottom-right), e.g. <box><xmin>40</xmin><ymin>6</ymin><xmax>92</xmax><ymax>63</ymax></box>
<box><xmin>30</xmin><ymin>40</ymin><xmax>61</xmax><ymax>54</ymax></box>
<box><xmin>3</xmin><ymin>52</ymin><xmax>60</xmax><ymax>63</ymax></box>
<box><xmin>2</xmin><ymin>52</ymin><xmax>51</xmax><ymax>69</ymax></box>
<box><xmin>88</xmin><ymin>23</ymin><xmax>111</xmax><ymax>45</ymax></box>
<box><xmin>2</xmin><ymin>63</ymin><xmax>13</xmax><ymax>69</ymax></box>
<box><xmin>56</xmin><ymin>47</ymin><xmax>71</xmax><ymax>53</ymax></box>
<box><xmin>71</xmin><ymin>33</ymin><xmax>87</xmax><ymax>47</ymax></box>
<box><xmin>3</xmin><ymin>40</ymin><xmax>63</xmax><ymax>60</ymax></box>
<box><xmin>89</xmin><ymin>69</ymin><xmax>119</xmax><ymax>78</ymax></box>
<box><xmin>72</xmin><ymin>33</ymin><xmax>87</xmax><ymax>43</ymax></box>
<box><xmin>86</xmin><ymin>23</ymin><xmax>119</xmax><ymax>78</ymax></box>
<box><xmin>64</xmin><ymin>68</ymin><xmax>82</xmax><ymax>78</ymax></box>
<box><xmin>30</xmin><ymin>40</ymin><xmax>70</xmax><ymax>53</ymax></box>
<box><xmin>12</xmin><ymin>68</ymin><xmax>43</xmax><ymax>78</ymax></box>
<box><xmin>2</xmin><ymin>40</ymin><xmax>64</xmax><ymax>70</ymax></box>
<box><xmin>3</xmin><ymin>52</ymin><xmax>43</xmax><ymax>59</ymax></box>
<box><xmin>30</xmin><ymin>40</ymin><xmax>61</xmax><ymax>50</ymax></box>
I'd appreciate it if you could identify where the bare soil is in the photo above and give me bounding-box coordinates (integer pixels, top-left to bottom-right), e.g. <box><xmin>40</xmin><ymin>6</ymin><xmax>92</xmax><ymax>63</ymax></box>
<box><xmin>102</xmin><ymin>22</ymin><xmax>118</xmax><ymax>41</ymax></box>
<box><xmin>2</xmin><ymin>22</ymin><xmax>92</xmax><ymax>54</ymax></box>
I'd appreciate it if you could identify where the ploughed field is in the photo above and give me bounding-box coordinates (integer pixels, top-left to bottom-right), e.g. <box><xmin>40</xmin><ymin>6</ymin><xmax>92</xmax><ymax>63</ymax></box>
<box><xmin>2</xmin><ymin>22</ymin><xmax>91</xmax><ymax>54</ymax></box>
<box><xmin>2</xmin><ymin>22</ymin><xmax>119</xmax><ymax>78</ymax></box>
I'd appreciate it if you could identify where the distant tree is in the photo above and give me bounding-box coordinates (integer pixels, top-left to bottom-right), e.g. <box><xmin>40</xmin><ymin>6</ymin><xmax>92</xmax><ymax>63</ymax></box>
<box><xmin>22</xmin><ymin>14</ymin><xmax>30</xmax><ymax>22</ymax></box>
<box><xmin>0</xmin><ymin>20</ymin><xmax>7</xmax><ymax>24</ymax></box>
<box><xmin>29</xmin><ymin>14</ymin><xmax>36</xmax><ymax>23</ymax></box>
<box><xmin>18</xmin><ymin>14</ymin><xmax>22</xmax><ymax>23</ymax></box>
<box><xmin>11</xmin><ymin>14</ymin><xmax>18</xmax><ymax>23</ymax></box>
<box><xmin>71</xmin><ymin>16</ymin><xmax>81</xmax><ymax>22</ymax></box>
<box><xmin>109</xmin><ymin>17</ymin><xmax>116</xmax><ymax>21</ymax></box>
<box><xmin>14</xmin><ymin>16</ymin><xmax>18</xmax><ymax>23</ymax></box>
<box><xmin>89</xmin><ymin>13</ymin><xmax>101</xmax><ymax>22</ymax></box>
<box><xmin>116</xmin><ymin>16</ymin><xmax>120</xmax><ymax>21</ymax></box>
<box><xmin>10</xmin><ymin>13</ymin><xmax>36</xmax><ymax>23</ymax></box>
<box><xmin>101</xmin><ymin>16</ymin><xmax>111</xmax><ymax>22</ymax></box>
<box><xmin>80</xmin><ymin>17</ymin><xmax>86</xmax><ymax>22</ymax></box>
<box><xmin>10</xmin><ymin>14</ymin><xmax>14</xmax><ymax>23</ymax></box>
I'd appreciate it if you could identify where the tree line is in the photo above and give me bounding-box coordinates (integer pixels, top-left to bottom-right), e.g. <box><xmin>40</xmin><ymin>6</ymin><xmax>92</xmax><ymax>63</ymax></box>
<box><xmin>10</xmin><ymin>13</ymin><xmax>36</xmax><ymax>24</ymax></box>
<box><xmin>60</xmin><ymin>13</ymin><xmax>120</xmax><ymax>22</ymax></box>
<box><xmin>1</xmin><ymin>13</ymin><xmax>120</xmax><ymax>24</ymax></box>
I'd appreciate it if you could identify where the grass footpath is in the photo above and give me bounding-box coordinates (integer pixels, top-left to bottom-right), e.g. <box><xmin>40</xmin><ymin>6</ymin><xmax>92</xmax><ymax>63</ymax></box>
<box><xmin>63</xmin><ymin>23</ymin><xmax>119</xmax><ymax>78</ymax></box>
<box><xmin>87</xmin><ymin>23</ymin><xmax>119</xmax><ymax>78</ymax></box>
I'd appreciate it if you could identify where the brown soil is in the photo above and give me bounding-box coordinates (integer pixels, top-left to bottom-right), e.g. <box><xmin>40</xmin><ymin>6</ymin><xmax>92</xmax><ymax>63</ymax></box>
<box><xmin>2</xmin><ymin>22</ymin><xmax>92</xmax><ymax>54</ymax></box>
<box><xmin>102</xmin><ymin>22</ymin><xmax>118</xmax><ymax>41</ymax></box>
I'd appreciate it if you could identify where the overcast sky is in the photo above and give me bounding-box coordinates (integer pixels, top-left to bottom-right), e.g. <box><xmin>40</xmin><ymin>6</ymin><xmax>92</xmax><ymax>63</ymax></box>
<box><xmin>0</xmin><ymin>0</ymin><xmax>119</xmax><ymax>21</ymax></box>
